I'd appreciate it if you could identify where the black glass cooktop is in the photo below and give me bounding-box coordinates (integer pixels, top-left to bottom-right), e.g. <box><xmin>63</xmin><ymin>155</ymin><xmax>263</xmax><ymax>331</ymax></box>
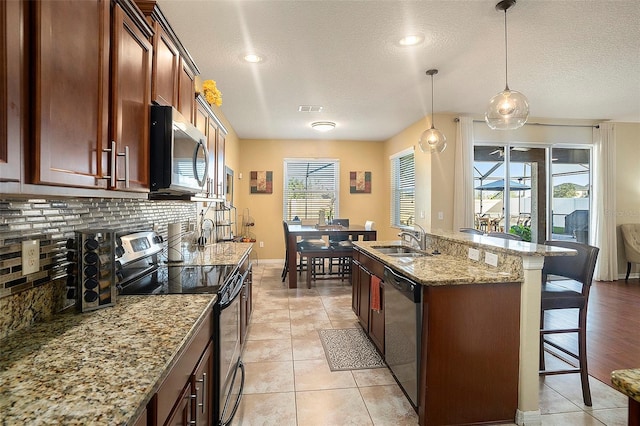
<box><xmin>118</xmin><ymin>263</ymin><xmax>237</xmax><ymax>295</ymax></box>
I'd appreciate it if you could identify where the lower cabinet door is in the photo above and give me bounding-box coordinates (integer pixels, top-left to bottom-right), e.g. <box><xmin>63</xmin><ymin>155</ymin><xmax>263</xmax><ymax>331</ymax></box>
<box><xmin>165</xmin><ymin>383</ymin><xmax>194</xmax><ymax>426</ymax></box>
<box><xmin>193</xmin><ymin>342</ymin><xmax>214</xmax><ymax>426</ymax></box>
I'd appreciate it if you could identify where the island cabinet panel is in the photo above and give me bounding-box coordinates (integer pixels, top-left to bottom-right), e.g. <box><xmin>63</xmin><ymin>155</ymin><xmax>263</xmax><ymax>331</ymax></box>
<box><xmin>192</xmin><ymin>342</ymin><xmax>214</xmax><ymax>426</ymax></box>
<box><xmin>1</xmin><ymin>0</ymin><xmax>23</xmax><ymax>183</ymax></box>
<box><xmin>150</xmin><ymin>311</ymin><xmax>214</xmax><ymax>426</ymax></box>
<box><xmin>164</xmin><ymin>382</ymin><xmax>193</xmax><ymax>426</ymax></box>
<box><xmin>419</xmin><ymin>282</ymin><xmax>521</xmax><ymax>426</ymax></box>
<box><xmin>110</xmin><ymin>2</ymin><xmax>152</xmax><ymax>192</ymax></box>
<box><xmin>29</xmin><ymin>0</ymin><xmax>110</xmax><ymax>188</ymax></box>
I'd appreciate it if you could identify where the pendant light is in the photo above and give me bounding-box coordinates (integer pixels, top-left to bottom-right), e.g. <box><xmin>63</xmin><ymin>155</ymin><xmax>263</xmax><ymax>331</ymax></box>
<box><xmin>419</xmin><ymin>69</ymin><xmax>447</xmax><ymax>153</ymax></box>
<box><xmin>485</xmin><ymin>0</ymin><xmax>529</xmax><ymax>130</ymax></box>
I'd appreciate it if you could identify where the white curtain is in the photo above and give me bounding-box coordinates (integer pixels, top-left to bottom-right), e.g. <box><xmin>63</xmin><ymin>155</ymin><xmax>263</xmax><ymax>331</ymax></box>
<box><xmin>591</xmin><ymin>122</ymin><xmax>617</xmax><ymax>281</ymax></box>
<box><xmin>453</xmin><ymin>117</ymin><xmax>475</xmax><ymax>230</ymax></box>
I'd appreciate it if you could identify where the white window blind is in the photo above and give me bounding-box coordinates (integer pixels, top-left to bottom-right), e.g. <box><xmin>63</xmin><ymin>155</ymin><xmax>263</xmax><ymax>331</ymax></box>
<box><xmin>283</xmin><ymin>159</ymin><xmax>339</xmax><ymax>221</ymax></box>
<box><xmin>390</xmin><ymin>149</ymin><xmax>415</xmax><ymax>227</ymax></box>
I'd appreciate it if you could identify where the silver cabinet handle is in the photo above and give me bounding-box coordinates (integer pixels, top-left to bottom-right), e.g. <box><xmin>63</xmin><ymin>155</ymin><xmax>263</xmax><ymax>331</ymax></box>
<box><xmin>116</xmin><ymin>145</ymin><xmax>129</xmax><ymax>188</ymax></box>
<box><xmin>101</xmin><ymin>141</ymin><xmax>117</xmax><ymax>187</ymax></box>
<box><xmin>196</xmin><ymin>372</ymin><xmax>207</xmax><ymax>414</ymax></box>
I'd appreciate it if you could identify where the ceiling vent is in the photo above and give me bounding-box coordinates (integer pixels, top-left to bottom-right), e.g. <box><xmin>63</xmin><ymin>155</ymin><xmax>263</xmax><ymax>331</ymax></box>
<box><xmin>298</xmin><ymin>105</ymin><xmax>323</xmax><ymax>113</ymax></box>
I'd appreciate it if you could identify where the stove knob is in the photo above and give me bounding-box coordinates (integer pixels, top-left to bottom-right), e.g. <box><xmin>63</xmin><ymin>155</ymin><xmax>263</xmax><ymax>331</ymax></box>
<box><xmin>67</xmin><ymin>251</ymin><xmax>75</xmax><ymax>261</ymax></box>
<box><xmin>115</xmin><ymin>246</ymin><xmax>125</xmax><ymax>258</ymax></box>
<box><xmin>84</xmin><ymin>252</ymin><xmax>99</xmax><ymax>265</ymax></box>
<box><xmin>154</xmin><ymin>235</ymin><xmax>164</xmax><ymax>243</ymax></box>
<box><xmin>66</xmin><ymin>239</ymin><xmax>76</xmax><ymax>249</ymax></box>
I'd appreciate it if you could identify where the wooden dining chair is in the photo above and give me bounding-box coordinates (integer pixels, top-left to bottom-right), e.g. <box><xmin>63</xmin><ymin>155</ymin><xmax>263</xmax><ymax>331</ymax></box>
<box><xmin>328</xmin><ymin>218</ymin><xmax>352</xmax><ymax>277</ymax></box>
<box><xmin>539</xmin><ymin>240</ymin><xmax>599</xmax><ymax>406</ymax></box>
<box><xmin>281</xmin><ymin>221</ymin><xmax>325</xmax><ymax>282</ymax></box>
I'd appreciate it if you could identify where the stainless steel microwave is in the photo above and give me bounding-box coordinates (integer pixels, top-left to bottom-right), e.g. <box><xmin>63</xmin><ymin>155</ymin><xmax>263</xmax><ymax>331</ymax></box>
<box><xmin>150</xmin><ymin>105</ymin><xmax>209</xmax><ymax>194</ymax></box>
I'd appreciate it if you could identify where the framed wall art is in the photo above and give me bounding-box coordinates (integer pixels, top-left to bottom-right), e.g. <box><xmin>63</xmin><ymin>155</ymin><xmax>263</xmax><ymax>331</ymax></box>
<box><xmin>250</xmin><ymin>170</ymin><xmax>273</xmax><ymax>194</ymax></box>
<box><xmin>350</xmin><ymin>171</ymin><xmax>371</xmax><ymax>193</ymax></box>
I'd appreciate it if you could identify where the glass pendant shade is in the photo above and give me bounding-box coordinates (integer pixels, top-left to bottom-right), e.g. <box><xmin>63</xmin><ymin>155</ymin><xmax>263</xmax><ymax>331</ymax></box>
<box><xmin>485</xmin><ymin>0</ymin><xmax>529</xmax><ymax>131</ymax></box>
<box><xmin>485</xmin><ymin>88</ymin><xmax>529</xmax><ymax>130</ymax></box>
<box><xmin>419</xmin><ymin>127</ymin><xmax>447</xmax><ymax>153</ymax></box>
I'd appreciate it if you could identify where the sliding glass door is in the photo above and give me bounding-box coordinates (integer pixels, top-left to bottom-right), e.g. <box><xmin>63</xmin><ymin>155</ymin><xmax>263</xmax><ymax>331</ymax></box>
<box><xmin>473</xmin><ymin>144</ymin><xmax>591</xmax><ymax>244</ymax></box>
<box><xmin>474</xmin><ymin>145</ymin><xmax>547</xmax><ymax>243</ymax></box>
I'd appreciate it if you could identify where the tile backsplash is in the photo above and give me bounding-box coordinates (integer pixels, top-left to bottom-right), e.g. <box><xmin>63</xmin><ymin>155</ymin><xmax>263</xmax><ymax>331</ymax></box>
<box><xmin>0</xmin><ymin>197</ymin><xmax>197</xmax><ymax>339</ymax></box>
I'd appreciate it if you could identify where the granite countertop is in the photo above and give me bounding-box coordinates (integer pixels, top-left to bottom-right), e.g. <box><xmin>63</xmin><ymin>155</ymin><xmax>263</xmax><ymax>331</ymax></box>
<box><xmin>611</xmin><ymin>368</ymin><xmax>640</xmax><ymax>403</ymax></box>
<box><xmin>170</xmin><ymin>242</ymin><xmax>253</xmax><ymax>266</ymax></box>
<box><xmin>355</xmin><ymin>240</ymin><xmax>521</xmax><ymax>285</ymax></box>
<box><xmin>0</xmin><ymin>295</ymin><xmax>216</xmax><ymax>425</ymax></box>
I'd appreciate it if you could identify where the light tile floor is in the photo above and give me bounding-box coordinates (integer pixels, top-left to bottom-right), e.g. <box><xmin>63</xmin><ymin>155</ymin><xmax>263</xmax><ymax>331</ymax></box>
<box><xmin>232</xmin><ymin>262</ymin><xmax>629</xmax><ymax>425</ymax></box>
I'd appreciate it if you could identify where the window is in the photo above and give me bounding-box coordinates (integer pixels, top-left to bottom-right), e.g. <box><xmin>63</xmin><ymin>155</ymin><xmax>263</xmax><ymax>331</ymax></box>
<box><xmin>283</xmin><ymin>159</ymin><xmax>339</xmax><ymax>221</ymax></box>
<box><xmin>390</xmin><ymin>148</ymin><xmax>415</xmax><ymax>227</ymax></box>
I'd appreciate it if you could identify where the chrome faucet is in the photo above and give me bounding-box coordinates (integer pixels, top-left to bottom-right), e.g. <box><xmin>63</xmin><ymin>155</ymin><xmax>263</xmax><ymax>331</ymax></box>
<box><xmin>398</xmin><ymin>223</ymin><xmax>427</xmax><ymax>250</ymax></box>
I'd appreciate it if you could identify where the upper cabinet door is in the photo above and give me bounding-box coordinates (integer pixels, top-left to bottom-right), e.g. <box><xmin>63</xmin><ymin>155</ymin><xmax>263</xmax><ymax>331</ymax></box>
<box><xmin>151</xmin><ymin>22</ymin><xmax>179</xmax><ymax>107</ymax></box>
<box><xmin>30</xmin><ymin>0</ymin><xmax>110</xmax><ymax>188</ymax></box>
<box><xmin>215</xmin><ymin>131</ymin><xmax>226</xmax><ymax>197</ymax></box>
<box><xmin>0</xmin><ymin>0</ymin><xmax>23</xmax><ymax>183</ymax></box>
<box><xmin>178</xmin><ymin>58</ymin><xmax>195</xmax><ymax>124</ymax></box>
<box><xmin>110</xmin><ymin>2</ymin><xmax>152</xmax><ymax>191</ymax></box>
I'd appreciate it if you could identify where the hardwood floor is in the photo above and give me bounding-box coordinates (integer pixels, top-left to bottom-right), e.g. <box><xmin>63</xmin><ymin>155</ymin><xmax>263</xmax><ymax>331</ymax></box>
<box><xmin>545</xmin><ymin>279</ymin><xmax>640</xmax><ymax>388</ymax></box>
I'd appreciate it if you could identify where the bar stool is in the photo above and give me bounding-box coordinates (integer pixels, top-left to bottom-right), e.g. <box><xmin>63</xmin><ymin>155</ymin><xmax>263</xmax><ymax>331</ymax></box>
<box><xmin>539</xmin><ymin>240</ymin><xmax>599</xmax><ymax>406</ymax></box>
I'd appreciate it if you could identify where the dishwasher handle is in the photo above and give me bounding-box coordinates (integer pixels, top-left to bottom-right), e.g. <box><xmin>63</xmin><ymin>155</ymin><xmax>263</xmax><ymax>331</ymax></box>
<box><xmin>383</xmin><ymin>267</ymin><xmax>421</xmax><ymax>303</ymax></box>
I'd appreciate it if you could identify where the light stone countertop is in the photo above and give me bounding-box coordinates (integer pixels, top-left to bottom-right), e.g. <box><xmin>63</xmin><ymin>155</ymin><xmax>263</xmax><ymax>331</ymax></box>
<box><xmin>168</xmin><ymin>242</ymin><xmax>253</xmax><ymax>266</ymax></box>
<box><xmin>611</xmin><ymin>368</ymin><xmax>640</xmax><ymax>403</ymax></box>
<box><xmin>0</xmin><ymin>295</ymin><xmax>216</xmax><ymax>425</ymax></box>
<box><xmin>355</xmin><ymin>240</ymin><xmax>522</xmax><ymax>285</ymax></box>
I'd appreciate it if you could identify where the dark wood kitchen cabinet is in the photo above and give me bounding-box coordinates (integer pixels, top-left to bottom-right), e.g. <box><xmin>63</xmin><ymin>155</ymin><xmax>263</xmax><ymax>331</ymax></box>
<box><xmin>28</xmin><ymin>0</ymin><xmax>152</xmax><ymax>192</ymax></box>
<box><xmin>29</xmin><ymin>0</ymin><xmax>110</xmax><ymax>188</ymax></box>
<box><xmin>149</xmin><ymin>308</ymin><xmax>214</xmax><ymax>426</ymax></box>
<box><xmin>351</xmin><ymin>248</ymin><xmax>384</xmax><ymax>355</ymax></box>
<box><xmin>0</xmin><ymin>0</ymin><xmax>23</xmax><ymax>184</ymax></box>
<box><xmin>110</xmin><ymin>1</ymin><xmax>152</xmax><ymax>191</ymax></box>
<box><xmin>178</xmin><ymin>59</ymin><xmax>196</xmax><ymax>124</ymax></box>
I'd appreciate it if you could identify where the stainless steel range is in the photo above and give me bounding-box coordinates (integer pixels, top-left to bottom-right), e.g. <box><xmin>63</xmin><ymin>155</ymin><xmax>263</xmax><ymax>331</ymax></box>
<box><xmin>70</xmin><ymin>228</ymin><xmax>247</xmax><ymax>425</ymax></box>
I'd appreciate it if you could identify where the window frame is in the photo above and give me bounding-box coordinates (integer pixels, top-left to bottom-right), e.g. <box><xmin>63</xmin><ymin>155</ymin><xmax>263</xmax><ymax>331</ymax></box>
<box><xmin>282</xmin><ymin>158</ymin><xmax>340</xmax><ymax>221</ymax></box>
<box><xmin>390</xmin><ymin>147</ymin><xmax>415</xmax><ymax>229</ymax></box>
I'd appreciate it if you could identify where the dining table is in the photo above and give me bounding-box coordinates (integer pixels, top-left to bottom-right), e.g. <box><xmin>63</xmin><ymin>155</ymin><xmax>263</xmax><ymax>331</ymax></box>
<box><xmin>286</xmin><ymin>223</ymin><xmax>377</xmax><ymax>288</ymax></box>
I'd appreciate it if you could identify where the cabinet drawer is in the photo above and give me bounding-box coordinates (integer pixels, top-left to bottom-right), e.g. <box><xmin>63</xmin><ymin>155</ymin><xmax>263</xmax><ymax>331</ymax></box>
<box><xmin>358</xmin><ymin>250</ymin><xmax>385</xmax><ymax>278</ymax></box>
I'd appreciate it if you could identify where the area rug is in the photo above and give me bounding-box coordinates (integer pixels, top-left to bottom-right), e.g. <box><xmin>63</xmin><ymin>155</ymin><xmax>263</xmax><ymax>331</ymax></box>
<box><xmin>318</xmin><ymin>328</ymin><xmax>386</xmax><ymax>371</ymax></box>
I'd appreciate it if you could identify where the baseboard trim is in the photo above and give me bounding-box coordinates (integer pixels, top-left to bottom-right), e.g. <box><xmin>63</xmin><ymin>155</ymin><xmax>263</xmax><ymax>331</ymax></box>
<box><xmin>515</xmin><ymin>409</ymin><xmax>541</xmax><ymax>425</ymax></box>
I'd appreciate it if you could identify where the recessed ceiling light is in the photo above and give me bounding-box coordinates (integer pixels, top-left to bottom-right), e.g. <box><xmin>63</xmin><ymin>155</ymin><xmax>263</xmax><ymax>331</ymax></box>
<box><xmin>243</xmin><ymin>53</ymin><xmax>264</xmax><ymax>63</ymax></box>
<box><xmin>311</xmin><ymin>121</ymin><xmax>336</xmax><ymax>132</ymax></box>
<box><xmin>398</xmin><ymin>33</ymin><xmax>425</xmax><ymax>47</ymax></box>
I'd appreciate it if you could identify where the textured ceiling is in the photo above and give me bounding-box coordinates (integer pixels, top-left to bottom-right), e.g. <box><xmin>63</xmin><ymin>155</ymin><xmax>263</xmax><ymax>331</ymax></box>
<box><xmin>157</xmin><ymin>0</ymin><xmax>640</xmax><ymax>141</ymax></box>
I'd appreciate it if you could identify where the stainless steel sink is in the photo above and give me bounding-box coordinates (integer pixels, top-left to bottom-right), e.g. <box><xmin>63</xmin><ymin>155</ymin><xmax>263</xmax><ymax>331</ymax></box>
<box><xmin>372</xmin><ymin>246</ymin><xmax>430</xmax><ymax>257</ymax></box>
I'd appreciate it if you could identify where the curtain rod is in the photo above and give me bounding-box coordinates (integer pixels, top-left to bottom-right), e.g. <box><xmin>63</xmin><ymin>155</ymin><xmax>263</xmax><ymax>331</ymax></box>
<box><xmin>453</xmin><ymin>117</ymin><xmax>599</xmax><ymax>129</ymax></box>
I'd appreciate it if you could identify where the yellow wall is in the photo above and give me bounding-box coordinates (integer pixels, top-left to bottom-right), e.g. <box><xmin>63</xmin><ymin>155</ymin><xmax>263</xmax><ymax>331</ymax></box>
<box><xmin>615</xmin><ymin>122</ymin><xmax>640</xmax><ymax>275</ymax></box>
<box><xmin>234</xmin><ymin>139</ymin><xmax>386</xmax><ymax>260</ymax></box>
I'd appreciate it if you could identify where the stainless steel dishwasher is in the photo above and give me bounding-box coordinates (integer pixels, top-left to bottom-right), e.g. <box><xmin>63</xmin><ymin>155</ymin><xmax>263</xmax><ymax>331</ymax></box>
<box><xmin>383</xmin><ymin>267</ymin><xmax>422</xmax><ymax>409</ymax></box>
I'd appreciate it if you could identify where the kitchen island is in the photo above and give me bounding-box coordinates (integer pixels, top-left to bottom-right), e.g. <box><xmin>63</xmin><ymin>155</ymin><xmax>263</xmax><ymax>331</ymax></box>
<box><xmin>353</xmin><ymin>231</ymin><xmax>573</xmax><ymax>426</ymax></box>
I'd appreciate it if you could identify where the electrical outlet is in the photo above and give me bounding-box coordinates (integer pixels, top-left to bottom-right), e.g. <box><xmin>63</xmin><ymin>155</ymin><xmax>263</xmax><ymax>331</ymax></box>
<box><xmin>259</xmin><ymin>241</ymin><xmax>264</xmax><ymax>248</ymax></box>
<box><xmin>437</xmin><ymin>211</ymin><xmax>444</xmax><ymax>220</ymax></box>
<box><xmin>484</xmin><ymin>252</ymin><xmax>499</xmax><ymax>267</ymax></box>
<box><xmin>468</xmin><ymin>248</ymin><xmax>480</xmax><ymax>261</ymax></box>
<box><xmin>22</xmin><ymin>240</ymin><xmax>40</xmax><ymax>275</ymax></box>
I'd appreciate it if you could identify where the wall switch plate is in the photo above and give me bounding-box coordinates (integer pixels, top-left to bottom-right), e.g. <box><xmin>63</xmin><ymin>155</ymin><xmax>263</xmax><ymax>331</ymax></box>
<box><xmin>484</xmin><ymin>252</ymin><xmax>499</xmax><ymax>267</ymax></box>
<box><xmin>438</xmin><ymin>211</ymin><xmax>444</xmax><ymax>220</ymax></box>
<box><xmin>468</xmin><ymin>248</ymin><xmax>480</xmax><ymax>261</ymax></box>
<box><xmin>22</xmin><ymin>240</ymin><xmax>40</xmax><ymax>275</ymax></box>
<box><xmin>259</xmin><ymin>241</ymin><xmax>264</xmax><ymax>248</ymax></box>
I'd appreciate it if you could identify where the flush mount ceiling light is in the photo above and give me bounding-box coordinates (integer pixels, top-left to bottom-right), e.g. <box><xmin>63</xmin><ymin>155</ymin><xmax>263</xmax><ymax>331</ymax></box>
<box><xmin>485</xmin><ymin>0</ymin><xmax>529</xmax><ymax>130</ymax></box>
<box><xmin>418</xmin><ymin>69</ymin><xmax>447</xmax><ymax>154</ymax></box>
<box><xmin>311</xmin><ymin>121</ymin><xmax>336</xmax><ymax>132</ymax></box>
<box><xmin>243</xmin><ymin>53</ymin><xmax>264</xmax><ymax>63</ymax></box>
<box><xmin>398</xmin><ymin>33</ymin><xmax>425</xmax><ymax>47</ymax></box>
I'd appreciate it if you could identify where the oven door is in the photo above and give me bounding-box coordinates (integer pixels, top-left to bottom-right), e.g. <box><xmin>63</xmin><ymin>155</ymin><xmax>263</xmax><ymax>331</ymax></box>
<box><xmin>217</xmin><ymin>270</ymin><xmax>247</xmax><ymax>425</ymax></box>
